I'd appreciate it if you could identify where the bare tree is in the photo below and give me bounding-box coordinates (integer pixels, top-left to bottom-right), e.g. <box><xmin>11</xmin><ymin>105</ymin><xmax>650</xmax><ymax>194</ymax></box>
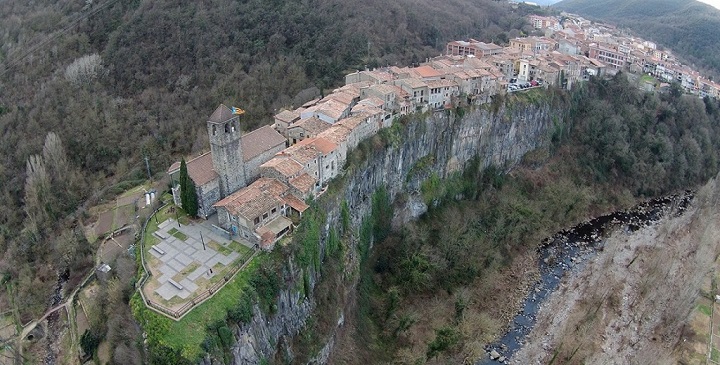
<box><xmin>42</xmin><ymin>132</ymin><xmax>68</xmax><ymax>180</ymax></box>
<box><xmin>64</xmin><ymin>54</ymin><xmax>105</xmax><ymax>86</ymax></box>
<box><xmin>24</xmin><ymin>154</ymin><xmax>50</xmax><ymax>226</ymax></box>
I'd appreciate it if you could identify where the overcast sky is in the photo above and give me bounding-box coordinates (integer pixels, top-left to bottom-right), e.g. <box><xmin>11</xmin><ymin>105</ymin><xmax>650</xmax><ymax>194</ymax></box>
<box><xmin>697</xmin><ymin>0</ymin><xmax>720</xmax><ymax>9</ymax></box>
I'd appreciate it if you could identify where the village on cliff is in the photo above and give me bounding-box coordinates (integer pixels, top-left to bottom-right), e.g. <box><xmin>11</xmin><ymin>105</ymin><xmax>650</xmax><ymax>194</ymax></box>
<box><xmin>168</xmin><ymin>12</ymin><xmax>720</xmax><ymax>250</ymax></box>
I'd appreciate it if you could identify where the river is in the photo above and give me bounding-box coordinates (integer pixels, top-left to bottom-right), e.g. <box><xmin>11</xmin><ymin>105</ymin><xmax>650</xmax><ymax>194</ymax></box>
<box><xmin>477</xmin><ymin>191</ymin><xmax>693</xmax><ymax>364</ymax></box>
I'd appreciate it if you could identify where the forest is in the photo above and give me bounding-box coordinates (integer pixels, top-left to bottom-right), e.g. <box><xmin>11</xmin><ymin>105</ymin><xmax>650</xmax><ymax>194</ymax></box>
<box><xmin>0</xmin><ymin>0</ymin><xmax>536</xmax><ymax>363</ymax></box>
<box><xmin>3</xmin><ymin>0</ymin><xmax>720</xmax><ymax>363</ymax></box>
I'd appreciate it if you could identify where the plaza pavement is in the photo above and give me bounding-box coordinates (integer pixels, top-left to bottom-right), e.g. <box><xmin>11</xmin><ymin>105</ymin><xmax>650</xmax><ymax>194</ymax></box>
<box><xmin>148</xmin><ymin>218</ymin><xmax>252</xmax><ymax>301</ymax></box>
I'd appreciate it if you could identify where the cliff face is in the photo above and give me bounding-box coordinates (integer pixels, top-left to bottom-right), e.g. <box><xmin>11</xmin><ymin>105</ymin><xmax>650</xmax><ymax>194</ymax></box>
<box><xmin>225</xmin><ymin>101</ymin><xmax>560</xmax><ymax>365</ymax></box>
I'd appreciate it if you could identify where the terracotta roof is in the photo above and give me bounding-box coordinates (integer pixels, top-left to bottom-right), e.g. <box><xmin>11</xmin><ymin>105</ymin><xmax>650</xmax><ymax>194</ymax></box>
<box><xmin>368</xmin><ymin>84</ymin><xmax>396</xmax><ymax>95</ymax></box>
<box><xmin>362</xmin><ymin>69</ymin><xmax>395</xmax><ymax>83</ymax></box>
<box><xmin>242</xmin><ymin>125</ymin><xmax>286</xmax><ymax>162</ymax></box>
<box><xmin>322</xmin><ymin>91</ymin><xmax>356</xmax><ymax>105</ymax></box>
<box><xmin>352</xmin><ymin>104</ymin><xmax>384</xmax><ymax>116</ymax></box>
<box><xmin>359</xmin><ymin>96</ymin><xmax>384</xmax><ymax>107</ymax></box>
<box><xmin>282</xmin><ymin>143</ymin><xmax>319</xmax><ymax>165</ymax></box>
<box><xmin>293</xmin><ymin>117</ymin><xmax>331</xmax><ymax>135</ymax></box>
<box><xmin>289</xmin><ymin>173</ymin><xmax>316</xmax><ymax>196</ymax></box>
<box><xmin>261</xmin><ymin>156</ymin><xmax>304</xmax><ymax>178</ymax></box>
<box><xmin>396</xmin><ymin>78</ymin><xmax>427</xmax><ymax>89</ymax></box>
<box><xmin>315</xmin><ymin>99</ymin><xmax>350</xmax><ymax>120</ymax></box>
<box><xmin>334</xmin><ymin>83</ymin><xmax>366</xmax><ymax>98</ymax></box>
<box><xmin>302</xmin><ymin>98</ymin><xmax>320</xmax><ymax>108</ymax></box>
<box><xmin>317</xmin><ymin>125</ymin><xmax>351</xmax><ymax>145</ymax></box>
<box><xmin>296</xmin><ymin>137</ymin><xmax>337</xmax><ymax>155</ymax></box>
<box><xmin>275</xmin><ymin>110</ymin><xmax>299</xmax><ymax>123</ymax></box>
<box><xmin>283</xmin><ymin>194</ymin><xmax>309</xmax><ymax>213</ymax></box>
<box><xmin>413</xmin><ymin>65</ymin><xmax>443</xmax><ymax>79</ymax></box>
<box><xmin>168</xmin><ymin>152</ymin><xmax>218</xmax><ymax>186</ymax></box>
<box><xmin>208</xmin><ymin>104</ymin><xmax>235</xmax><ymax>123</ymax></box>
<box><xmin>214</xmin><ymin>177</ymin><xmax>289</xmax><ymax>220</ymax></box>
<box><xmin>256</xmin><ymin>177</ymin><xmax>291</xmax><ymax>197</ymax></box>
<box><xmin>452</xmin><ymin>70</ymin><xmax>471</xmax><ymax>80</ymax></box>
<box><xmin>336</xmin><ymin>115</ymin><xmax>365</xmax><ymax>131</ymax></box>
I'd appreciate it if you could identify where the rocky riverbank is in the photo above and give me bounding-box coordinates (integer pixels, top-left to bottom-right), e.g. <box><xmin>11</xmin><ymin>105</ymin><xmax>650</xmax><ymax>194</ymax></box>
<box><xmin>479</xmin><ymin>191</ymin><xmax>694</xmax><ymax>364</ymax></box>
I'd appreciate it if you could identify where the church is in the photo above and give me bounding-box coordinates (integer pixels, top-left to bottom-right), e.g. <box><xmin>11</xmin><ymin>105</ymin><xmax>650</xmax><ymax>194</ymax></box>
<box><xmin>167</xmin><ymin>104</ymin><xmax>307</xmax><ymax>247</ymax></box>
<box><xmin>168</xmin><ymin>92</ymin><xmax>380</xmax><ymax>248</ymax></box>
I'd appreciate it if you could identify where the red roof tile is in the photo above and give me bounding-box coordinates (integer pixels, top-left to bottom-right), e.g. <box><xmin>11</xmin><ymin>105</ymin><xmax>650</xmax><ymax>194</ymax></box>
<box><xmin>261</xmin><ymin>156</ymin><xmax>304</xmax><ymax>178</ymax></box>
<box><xmin>283</xmin><ymin>194</ymin><xmax>309</xmax><ymax>213</ymax></box>
<box><xmin>414</xmin><ymin>65</ymin><xmax>443</xmax><ymax>78</ymax></box>
<box><xmin>289</xmin><ymin>173</ymin><xmax>316</xmax><ymax>196</ymax></box>
<box><xmin>168</xmin><ymin>152</ymin><xmax>218</xmax><ymax>186</ymax></box>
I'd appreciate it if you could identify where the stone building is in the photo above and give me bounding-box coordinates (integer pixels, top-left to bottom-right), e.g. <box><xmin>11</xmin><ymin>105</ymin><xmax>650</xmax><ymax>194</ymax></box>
<box><xmin>214</xmin><ymin>177</ymin><xmax>309</xmax><ymax>248</ymax></box>
<box><xmin>168</xmin><ymin>104</ymin><xmax>286</xmax><ymax>218</ymax></box>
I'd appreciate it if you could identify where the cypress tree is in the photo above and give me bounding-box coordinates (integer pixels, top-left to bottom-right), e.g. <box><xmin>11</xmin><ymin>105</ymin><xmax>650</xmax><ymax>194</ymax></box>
<box><xmin>185</xmin><ymin>178</ymin><xmax>199</xmax><ymax>217</ymax></box>
<box><xmin>178</xmin><ymin>158</ymin><xmax>199</xmax><ymax>217</ymax></box>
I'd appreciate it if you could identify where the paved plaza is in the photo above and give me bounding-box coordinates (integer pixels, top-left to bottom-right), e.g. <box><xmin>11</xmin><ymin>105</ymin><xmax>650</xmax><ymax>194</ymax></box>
<box><xmin>148</xmin><ymin>218</ymin><xmax>252</xmax><ymax>301</ymax></box>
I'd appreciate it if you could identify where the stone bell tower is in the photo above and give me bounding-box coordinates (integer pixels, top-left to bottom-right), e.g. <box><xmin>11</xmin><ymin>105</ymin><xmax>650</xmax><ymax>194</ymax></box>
<box><xmin>208</xmin><ymin>104</ymin><xmax>247</xmax><ymax>198</ymax></box>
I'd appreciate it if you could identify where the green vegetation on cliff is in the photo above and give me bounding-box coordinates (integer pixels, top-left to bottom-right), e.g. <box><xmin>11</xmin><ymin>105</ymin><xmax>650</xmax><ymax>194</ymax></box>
<box><xmin>333</xmin><ymin>74</ymin><xmax>720</xmax><ymax>363</ymax></box>
<box><xmin>0</xmin><ymin>0</ymin><xmax>536</xmax><ymax>345</ymax></box>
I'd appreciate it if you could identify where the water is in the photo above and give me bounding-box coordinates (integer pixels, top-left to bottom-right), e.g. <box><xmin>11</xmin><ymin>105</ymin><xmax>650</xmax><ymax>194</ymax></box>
<box><xmin>477</xmin><ymin>191</ymin><xmax>693</xmax><ymax>364</ymax></box>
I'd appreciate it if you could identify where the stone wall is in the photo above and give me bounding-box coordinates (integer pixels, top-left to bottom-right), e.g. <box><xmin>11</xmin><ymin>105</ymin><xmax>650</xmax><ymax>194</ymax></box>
<box><xmin>219</xmin><ymin>100</ymin><xmax>561</xmax><ymax>365</ymax></box>
<box><xmin>245</xmin><ymin>144</ymin><xmax>287</xmax><ymax>183</ymax></box>
<box><xmin>197</xmin><ymin>178</ymin><xmax>221</xmax><ymax>218</ymax></box>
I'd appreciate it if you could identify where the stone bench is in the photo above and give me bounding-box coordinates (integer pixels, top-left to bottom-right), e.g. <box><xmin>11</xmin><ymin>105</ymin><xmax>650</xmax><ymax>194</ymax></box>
<box><xmin>154</xmin><ymin>231</ymin><xmax>170</xmax><ymax>240</ymax></box>
<box><xmin>151</xmin><ymin>246</ymin><xmax>166</xmax><ymax>255</ymax></box>
<box><xmin>168</xmin><ymin>279</ymin><xmax>184</xmax><ymax>290</ymax></box>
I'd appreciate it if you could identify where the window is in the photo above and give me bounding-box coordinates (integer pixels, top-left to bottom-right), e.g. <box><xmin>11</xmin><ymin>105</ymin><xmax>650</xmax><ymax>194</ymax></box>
<box><xmin>254</xmin><ymin>217</ymin><xmax>260</xmax><ymax>225</ymax></box>
<box><xmin>263</xmin><ymin>212</ymin><xmax>269</xmax><ymax>220</ymax></box>
<box><xmin>271</xmin><ymin>208</ymin><xmax>276</xmax><ymax>214</ymax></box>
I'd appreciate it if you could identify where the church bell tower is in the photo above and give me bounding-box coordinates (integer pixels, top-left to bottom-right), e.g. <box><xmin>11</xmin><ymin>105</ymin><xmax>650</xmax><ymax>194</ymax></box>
<box><xmin>208</xmin><ymin>104</ymin><xmax>247</xmax><ymax>198</ymax></box>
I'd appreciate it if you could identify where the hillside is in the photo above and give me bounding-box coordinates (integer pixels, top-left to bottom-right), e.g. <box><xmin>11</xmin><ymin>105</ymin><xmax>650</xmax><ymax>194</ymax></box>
<box><xmin>554</xmin><ymin>0</ymin><xmax>720</xmax><ymax>76</ymax></box>
<box><xmin>0</xmin><ymin>0</ymin><xmax>535</xmax><ymax>362</ymax></box>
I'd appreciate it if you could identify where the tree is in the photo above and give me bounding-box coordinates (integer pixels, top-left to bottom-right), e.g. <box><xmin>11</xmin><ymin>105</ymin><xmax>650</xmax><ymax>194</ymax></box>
<box><xmin>178</xmin><ymin>158</ymin><xmax>198</xmax><ymax>217</ymax></box>
<box><xmin>65</xmin><ymin>54</ymin><xmax>105</xmax><ymax>86</ymax></box>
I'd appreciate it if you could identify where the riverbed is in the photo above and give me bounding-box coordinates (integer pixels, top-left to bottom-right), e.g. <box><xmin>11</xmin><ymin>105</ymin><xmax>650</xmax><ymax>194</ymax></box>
<box><xmin>477</xmin><ymin>191</ymin><xmax>693</xmax><ymax>364</ymax></box>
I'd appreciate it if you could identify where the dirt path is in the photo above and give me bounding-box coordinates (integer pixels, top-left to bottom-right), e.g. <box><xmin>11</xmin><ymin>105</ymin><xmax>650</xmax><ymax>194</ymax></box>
<box><xmin>512</xmin><ymin>178</ymin><xmax>720</xmax><ymax>364</ymax></box>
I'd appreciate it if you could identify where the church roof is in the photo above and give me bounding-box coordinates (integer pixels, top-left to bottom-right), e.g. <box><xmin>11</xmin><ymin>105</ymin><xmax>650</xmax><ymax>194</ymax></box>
<box><xmin>242</xmin><ymin>125</ymin><xmax>286</xmax><ymax>162</ymax></box>
<box><xmin>167</xmin><ymin>152</ymin><xmax>218</xmax><ymax>186</ymax></box>
<box><xmin>208</xmin><ymin>104</ymin><xmax>235</xmax><ymax>124</ymax></box>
